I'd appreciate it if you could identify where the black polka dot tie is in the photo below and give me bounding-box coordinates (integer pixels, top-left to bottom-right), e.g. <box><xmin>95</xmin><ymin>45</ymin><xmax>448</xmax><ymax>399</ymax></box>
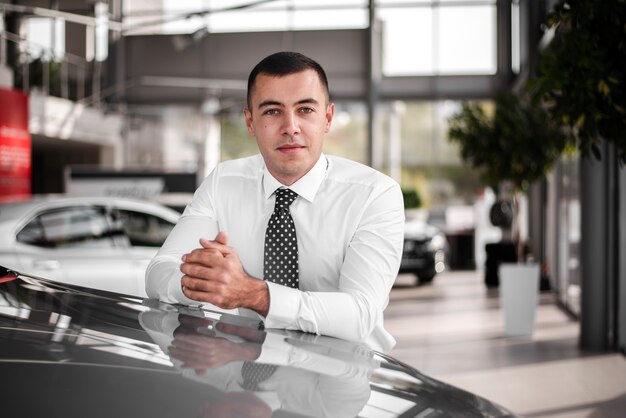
<box><xmin>264</xmin><ymin>188</ymin><xmax>299</xmax><ymax>288</ymax></box>
<box><xmin>241</xmin><ymin>361</ymin><xmax>278</xmax><ymax>391</ymax></box>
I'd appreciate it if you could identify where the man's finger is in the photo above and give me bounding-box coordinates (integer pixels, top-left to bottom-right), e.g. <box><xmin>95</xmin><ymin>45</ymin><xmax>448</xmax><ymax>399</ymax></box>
<box><xmin>214</xmin><ymin>231</ymin><xmax>228</xmax><ymax>245</ymax></box>
<box><xmin>180</xmin><ymin>261</ymin><xmax>217</xmax><ymax>280</ymax></box>
<box><xmin>198</xmin><ymin>230</ymin><xmax>228</xmax><ymax>248</ymax></box>
<box><xmin>181</xmin><ymin>274</ymin><xmax>223</xmax><ymax>293</ymax></box>
<box><xmin>184</xmin><ymin>247</ymin><xmax>224</xmax><ymax>265</ymax></box>
<box><xmin>199</xmin><ymin>238</ymin><xmax>235</xmax><ymax>257</ymax></box>
<box><xmin>182</xmin><ymin>285</ymin><xmax>224</xmax><ymax>305</ymax></box>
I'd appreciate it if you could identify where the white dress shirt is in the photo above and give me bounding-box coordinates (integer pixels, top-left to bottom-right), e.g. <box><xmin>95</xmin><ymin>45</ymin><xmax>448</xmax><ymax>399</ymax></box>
<box><xmin>145</xmin><ymin>153</ymin><xmax>405</xmax><ymax>353</ymax></box>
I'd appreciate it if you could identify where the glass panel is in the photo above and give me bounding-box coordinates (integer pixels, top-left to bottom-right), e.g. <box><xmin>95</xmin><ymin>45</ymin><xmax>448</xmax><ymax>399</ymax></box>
<box><xmin>20</xmin><ymin>207</ymin><xmax>118</xmax><ymax>249</ymax></box>
<box><xmin>292</xmin><ymin>9</ymin><xmax>368</xmax><ymax>30</ymax></box>
<box><xmin>439</xmin><ymin>0</ymin><xmax>496</xmax><ymax>3</ymax></box>
<box><xmin>292</xmin><ymin>0</ymin><xmax>366</xmax><ymax>6</ymax></box>
<box><xmin>437</xmin><ymin>5</ymin><xmax>496</xmax><ymax>75</ymax></box>
<box><xmin>552</xmin><ymin>153</ymin><xmax>581</xmax><ymax>317</ymax></box>
<box><xmin>376</xmin><ymin>0</ymin><xmax>431</xmax><ymax>4</ymax></box>
<box><xmin>380</xmin><ymin>3</ymin><xmax>496</xmax><ymax>76</ymax></box>
<box><xmin>511</xmin><ymin>0</ymin><xmax>521</xmax><ymax>74</ymax></box>
<box><xmin>207</xmin><ymin>10</ymin><xmax>289</xmax><ymax>32</ymax></box>
<box><xmin>324</xmin><ymin>102</ymin><xmax>368</xmax><ymax>164</ymax></box>
<box><xmin>378</xmin><ymin>100</ymin><xmax>483</xmax><ymax>208</ymax></box>
<box><xmin>379</xmin><ymin>7</ymin><xmax>434</xmax><ymax>76</ymax></box>
<box><xmin>16</xmin><ymin>219</ymin><xmax>46</xmax><ymax>247</ymax></box>
<box><xmin>23</xmin><ymin>17</ymin><xmax>65</xmax><ymax>60</ymax></box>
<box><xmin>562</xmin><ymin>154</ymin><xmax>581</xmax><ymax>315</ymax></box>
<box><xmin>254</xmin><ymin>0</ymin><xmax>289</xmax><ymax>9</ymax></box>
<box><xmin>220</xmin><ymin>113</ymin><xmax>259</xmax><ymax>161</ymax></box>
<box><xmin>126</xmin><ymin>0</ymin><xmax>367</xmax><ymax>34</ymax></box>
<box><xmin>378</xmin><ymin>0</ymin><xmax>497</xmax><ymax>3</ymax></box>
<box><xmin>115</xmin><ymin>210</ymin><xmax>176</xmax><ymax>247</ymax></box>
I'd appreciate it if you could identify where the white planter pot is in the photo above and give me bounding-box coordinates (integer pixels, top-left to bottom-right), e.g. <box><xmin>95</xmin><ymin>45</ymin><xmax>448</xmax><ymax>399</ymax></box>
<box><xmin>499</xmin><ymin>262</ymin><xmax>540</xmax><ymax>337</ymax></box>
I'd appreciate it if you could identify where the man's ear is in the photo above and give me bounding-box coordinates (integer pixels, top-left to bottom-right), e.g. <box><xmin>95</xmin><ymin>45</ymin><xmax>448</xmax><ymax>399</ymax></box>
<box><xmin>243</xmin><ymin>107</ymin><xmax>255</xmax><ymax>136</ymax></box>
<box><xmin>324</xmin><ymin>102</ymin><xmax>335</xmax><ymax>133</ymax></box>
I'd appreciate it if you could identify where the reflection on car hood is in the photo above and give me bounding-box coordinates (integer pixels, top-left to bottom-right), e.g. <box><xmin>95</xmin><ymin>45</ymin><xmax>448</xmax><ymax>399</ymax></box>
<box><xmin>0</xmin><ymin>265</ymin><xmax>518</xmax><ymax>417</ymax></box>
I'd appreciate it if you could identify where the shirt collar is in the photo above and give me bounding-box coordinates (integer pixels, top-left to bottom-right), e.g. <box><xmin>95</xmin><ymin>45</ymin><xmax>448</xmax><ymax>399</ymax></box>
<box><xmin>262</xmin><ymin>153</ymin><xmax>328</xmax><ymax>202</ymax></box>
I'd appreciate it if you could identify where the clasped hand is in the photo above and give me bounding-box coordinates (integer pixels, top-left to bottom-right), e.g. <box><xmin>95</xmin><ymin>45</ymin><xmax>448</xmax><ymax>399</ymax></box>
<box><xmin>169</xmin><ymin>317</ymin><xmax>263</xmax><ymax>374</ymax></box>
<box><xmin>180</xmin><ymin>231</ymin><xmax>269</xmax><ymax>315</ymax></box>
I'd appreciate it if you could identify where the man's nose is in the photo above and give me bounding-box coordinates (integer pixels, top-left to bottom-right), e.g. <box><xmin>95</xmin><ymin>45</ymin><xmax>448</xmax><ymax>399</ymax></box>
<box><xmin>281</xmin><ymin>112</ymin><xmax>301</xmax><ymax>136</ymax></box>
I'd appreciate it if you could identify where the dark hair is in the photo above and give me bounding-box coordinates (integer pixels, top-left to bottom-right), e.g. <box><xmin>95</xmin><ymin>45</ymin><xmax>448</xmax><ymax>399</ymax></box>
<box><xmin>246</xmin><ymin>51</ymin><xmax>330</xmax><ymax>110</ymax></box>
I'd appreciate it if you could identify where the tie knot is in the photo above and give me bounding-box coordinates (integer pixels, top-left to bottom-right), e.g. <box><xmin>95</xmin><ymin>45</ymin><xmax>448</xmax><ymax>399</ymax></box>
<box><xmin>274</xmin><ymin>188</ymin><xmax>298</xmax><ymax>210</ymax></box>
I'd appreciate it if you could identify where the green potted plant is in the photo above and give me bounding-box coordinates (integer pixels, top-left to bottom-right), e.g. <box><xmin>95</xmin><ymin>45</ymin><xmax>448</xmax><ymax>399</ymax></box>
<box><xmin>448</xmin><ymin>91</ymin><xmax>570</xmax><ymax>261</ymax></box>
<box><xmin>448</xmin><ymin>91</ymin><xmax>570</xmax><ymax>336</ymax></box>
<box><xmin>528</xmin><ymin>0</ymin><xmax>626</xmax><ymax>164</ymax></box>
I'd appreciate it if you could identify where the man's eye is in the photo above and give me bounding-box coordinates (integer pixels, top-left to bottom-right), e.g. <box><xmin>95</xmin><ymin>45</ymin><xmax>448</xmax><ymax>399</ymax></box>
<box><xmin>299</xmin><ymin>107</ymin><xmax>314</xmax><ymax>114</ymax></box>
<box><xmin>264</xmin><ymin>109</ymin><xmax>280</xmax><ymax>115</ymax></box>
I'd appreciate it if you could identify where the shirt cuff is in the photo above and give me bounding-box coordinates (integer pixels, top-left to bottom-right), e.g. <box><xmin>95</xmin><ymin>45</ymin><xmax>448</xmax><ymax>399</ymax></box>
<box><xmin>264</xmin><ymin>282</ymin><xmax>300</xmax><ymax>329</ymax></box>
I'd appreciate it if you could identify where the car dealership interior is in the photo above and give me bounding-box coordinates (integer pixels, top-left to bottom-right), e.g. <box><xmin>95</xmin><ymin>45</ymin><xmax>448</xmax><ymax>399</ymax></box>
<box><xmin>1</xmin><ymin>1</ymin><xmax>625</xmax><ymax>417</ymax></box>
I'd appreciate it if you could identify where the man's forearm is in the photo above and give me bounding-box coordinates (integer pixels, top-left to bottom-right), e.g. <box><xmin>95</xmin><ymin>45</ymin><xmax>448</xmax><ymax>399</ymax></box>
<box><xmin>243</xmin><ymin>277</ymin><xmax>271</xmax><ymax>317</ymax></box>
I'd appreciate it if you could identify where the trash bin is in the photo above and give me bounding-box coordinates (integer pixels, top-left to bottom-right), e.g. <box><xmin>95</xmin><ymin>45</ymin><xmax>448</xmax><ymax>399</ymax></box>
<box><xmin>499</xmin><ymin>263</ymin><xmax>540</xmax><ymax>337</ymax></box>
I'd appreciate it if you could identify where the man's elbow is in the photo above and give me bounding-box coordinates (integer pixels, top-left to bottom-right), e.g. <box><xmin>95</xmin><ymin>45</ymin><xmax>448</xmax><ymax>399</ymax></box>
<box><xmin>349</xmin><ymin>294</ymin><xmax>381</xmax><ymax>342</ymax></box>
<box><xmin>144</xmin><ymin>259</ymin><xmax>171</xmax><ymax>300</ymax></box>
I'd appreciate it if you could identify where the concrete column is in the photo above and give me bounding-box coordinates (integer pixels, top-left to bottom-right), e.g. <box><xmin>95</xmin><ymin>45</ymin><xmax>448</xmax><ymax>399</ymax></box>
<box><xmin>0</xmin><ymin>9</ymin><xmax>13</xmax><ymax>88</ymax></box>
<box><xmin>388</xmin><ymin>101</ymin><xmax>404</xmax><ymax>183</ymax></box>
<box><xmin>367</xmin><ymin>0</ymin><xmax>382</xmax><ymax>170</ymax></box>
<box><xmin>0</xmin><ymin>9</ymin><xmax>5</xmax><ymax>65</ymax></box>
<box><xmin>619</xmin><ymin>156</ymin><xmax>626</xmax><ymax>352</ymax></box>
<box><xmin>545</xmin><ymin>163</ymin><xmax>560</xmax><ymax>293</ymax></box>
<box><xmin>580</xmin><ymin>140</ymin><xmax>618</xmax><ymax>350</ymax></box>
<box><xmin>496</xmin><ymin>0</ymin><xmax>512</xmax><ymax>84</ymax></box>
<box><xmin>201</xmin><ymin>112</ymin><xmax>221</xmax><ymax>182</ymax></box>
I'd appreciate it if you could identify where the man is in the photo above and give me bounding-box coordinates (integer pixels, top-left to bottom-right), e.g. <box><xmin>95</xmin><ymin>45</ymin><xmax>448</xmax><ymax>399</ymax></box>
<box><xmin>146</xmin><ymin>51</ymin><xmax>404</xmax><ymax>353</ymax></box>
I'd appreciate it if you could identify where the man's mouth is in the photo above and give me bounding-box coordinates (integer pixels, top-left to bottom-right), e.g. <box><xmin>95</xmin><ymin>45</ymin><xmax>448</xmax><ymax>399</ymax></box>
<box><xmin>277</xmin><ymin>144</ymin><xmax>305</xmax><ymax>154</ymax></box>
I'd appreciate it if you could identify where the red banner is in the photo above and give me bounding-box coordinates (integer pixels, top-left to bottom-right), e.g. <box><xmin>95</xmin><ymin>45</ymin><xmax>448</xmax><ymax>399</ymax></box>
<box><xmin>0</xmin><ymin>87</ymin><xmax>31</xmax><ymax>202</ymax></box>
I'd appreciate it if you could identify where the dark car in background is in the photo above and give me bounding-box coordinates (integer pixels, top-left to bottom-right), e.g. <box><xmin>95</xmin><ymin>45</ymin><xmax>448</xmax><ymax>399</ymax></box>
<box><xmin>400</xmin><ymin>217</ymin><xmax>449</xmax><ymax>284</ymax></box>
<box><xmin>0</xmin><ymin>265</ymin><xmax>517</xmax><ymax>417</ymax></box>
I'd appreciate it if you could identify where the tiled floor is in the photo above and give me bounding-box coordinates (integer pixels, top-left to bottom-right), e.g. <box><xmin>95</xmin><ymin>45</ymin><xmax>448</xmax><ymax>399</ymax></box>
<box><xmin>386</xmin><ymin>271</ymin><xmax>626</xmax><ymax>418</ymax></box>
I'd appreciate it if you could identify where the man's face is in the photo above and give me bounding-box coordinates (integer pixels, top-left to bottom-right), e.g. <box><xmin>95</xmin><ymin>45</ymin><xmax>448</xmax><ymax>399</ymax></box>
<box><xmin>244</xmin><ymin>70</ymin><xmax>334</xmax><ymax>186</ymax></box>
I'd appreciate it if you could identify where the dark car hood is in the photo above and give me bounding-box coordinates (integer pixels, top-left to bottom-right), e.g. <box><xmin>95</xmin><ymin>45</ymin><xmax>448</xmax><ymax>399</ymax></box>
<box><xmin>0</xmin><ymin>266</ymin><xmax>517</xmax><ymax>418</ymax></box>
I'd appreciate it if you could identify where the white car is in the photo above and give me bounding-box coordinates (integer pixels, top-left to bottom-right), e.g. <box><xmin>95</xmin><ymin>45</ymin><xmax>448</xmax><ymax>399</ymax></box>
<box><xmin>0</xmin><ymin>196</ymin><xmax>180</xmax><ymax>297</ymax></box>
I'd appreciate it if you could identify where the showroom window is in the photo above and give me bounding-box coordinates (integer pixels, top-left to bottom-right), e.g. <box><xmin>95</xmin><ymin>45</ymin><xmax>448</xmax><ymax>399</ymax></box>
<box><xmin>123</xmin><ymin>0</ymin><xmax>369</xmax><ymax>35</ymax></box>
<box><xmin>378</xmin><ymin>0</ymin><xmax>497</xmax><ymax>76</ymax></box>
<box><xmin>378</xmin><ymin>99</ymin><xmax>485</xmax><ymax>208</ymax></box>
<box><xmin>553</xmin><ymin>154</ymin><xmax>581</xmax><ymax>317</ymax></box>
<box><xmin>21</xmin><ymin>17</ymin><xmax>65</xmax><ymax>60</ymax></box>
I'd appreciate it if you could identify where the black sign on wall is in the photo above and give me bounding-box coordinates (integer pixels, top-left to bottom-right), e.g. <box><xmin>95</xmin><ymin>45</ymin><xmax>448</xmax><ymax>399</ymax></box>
<box><xmin>66</xmin><ymin>166</ymin><xmax>197</xmax><ymax>199</ymax></box>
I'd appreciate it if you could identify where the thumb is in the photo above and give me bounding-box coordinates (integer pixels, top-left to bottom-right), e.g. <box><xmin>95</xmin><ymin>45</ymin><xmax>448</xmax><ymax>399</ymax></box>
<box><xmin>214</xmin><ymin>231</ymin><xmax>229</xmax><ymax>245</ymax></box>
